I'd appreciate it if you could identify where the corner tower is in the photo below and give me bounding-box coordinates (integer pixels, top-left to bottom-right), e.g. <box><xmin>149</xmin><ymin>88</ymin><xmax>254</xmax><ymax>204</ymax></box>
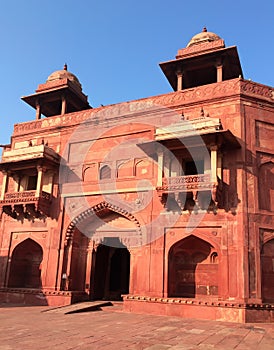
<box><xmin>160</xmin><ymin>27</ymin><xmax>243</xmax><ymax>90</ymax></box>
<box><xmin>21</xmin><ymin>64</ymin><xmax>92</xmax><ymax>120</ymax></box>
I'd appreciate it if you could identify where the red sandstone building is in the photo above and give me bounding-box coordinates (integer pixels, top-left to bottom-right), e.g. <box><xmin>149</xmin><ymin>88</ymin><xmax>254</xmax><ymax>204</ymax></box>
<box><xmin>0</xmin><ymin>29</ymin><xmax>273</xmax><ymax>323</ymax></box>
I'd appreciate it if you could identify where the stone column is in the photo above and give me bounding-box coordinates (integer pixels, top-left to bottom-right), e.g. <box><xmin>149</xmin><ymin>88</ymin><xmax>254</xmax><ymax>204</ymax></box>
<box><xmin>61</xmin><ymin>95</ymin><xmax>67</xmax><ymax>115</ymax></box>
<box><xmin>210</xmin><ymin>146</ymin><xmax>218</xmax><ymax>183</ymax></box>
<box><xmin>128</xmin><ymin>248</ymin><xmax>136</xmax><ymax>295</ymax></box>
<box><xmin>217</xmin><ymin>152</ymin><xmax>223</xmax><ymax>179</ymax></box>
<box><xmin>0</xmin><ymin>171</ymin><xmax>8</xmax><ymax>200</ymax></box>
<box><xmin>35</xmin><ymin>100</ymin><xmax>41</xmax><ymax>120</ymax></box>
<box><xmin>85</xmin><ymin>240</ymin><xmax>93</xmax><ymax>294</ymax></box>
<box><xmin>64</xmin><ymin>241</ymin><xmax>73</xmax><ymax>291</ymax></box>
<box><xmin>35</xmin><ymin>166</ymin><xmax>44</xmax><ymax>197</ymax></box>
<box><xmin>13</xmin><ymin>174</ymin><xmax>20</xmax><ymax>192</ymax></box>
<box><xmin>176</xmin><ymin>71</ymin><xmax>183</xmax><ymax>91</ymax></box>
<box><xmin>216</xmin><ymin>61</ymin><xmax>223</xmax><ymax>82</ymax></box>
<box><xmin>157</xmin><ymin>150</ymin><xmax>164</xmax><ymax>187</ymax></box>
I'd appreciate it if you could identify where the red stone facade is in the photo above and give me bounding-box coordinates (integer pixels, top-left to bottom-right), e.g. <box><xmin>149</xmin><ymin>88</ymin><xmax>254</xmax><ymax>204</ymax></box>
<box><xmin>0</xmin><ymin>29</ymin><xmax>273</xmax><ymax>322</ymax></box>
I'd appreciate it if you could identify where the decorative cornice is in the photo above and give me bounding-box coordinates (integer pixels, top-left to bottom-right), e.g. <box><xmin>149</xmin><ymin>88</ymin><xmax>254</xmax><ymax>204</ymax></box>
<box><xmin>13</xmin><ymin>79</ymin><xmax>273</xmax><ymax>137</ymax></box>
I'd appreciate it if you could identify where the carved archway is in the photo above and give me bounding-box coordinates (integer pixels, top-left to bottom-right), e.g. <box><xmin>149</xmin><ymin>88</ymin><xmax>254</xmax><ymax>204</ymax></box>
<box><xmin>8</xmin><ymin>238</ymin><xmax>43</xmax><ymax>289</ymax></box>
<box><xmin>65</xmin><ymin>201</ymin><xmax>142</xmax><ymax>247</ymax></box>
<box><xmin>62</xmin><ymin>202</ymin><xmax>142</xmax><ymax>294</ymax></box>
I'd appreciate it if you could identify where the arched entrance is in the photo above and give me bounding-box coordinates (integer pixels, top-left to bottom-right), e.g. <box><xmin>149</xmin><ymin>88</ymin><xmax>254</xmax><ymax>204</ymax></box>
<box><xmin>8</xmin><ymin>239</ymin><xmax>43</xmax><ymax>288</ymax></box>
<box><xmin>64</xmin><ymin>202</ymin><xmax>141</xmax><ymax>300</ymax></box>
<box><xmin>93</xmin><ymin>242</ymin><xmax>130</xmax><ymax>300</ymax></box>
<box><xmin>168</xmin><ymin>235</ymin><xmax>218</xmax><ymax>298</ymax></box>
<box><xmin>261</xmin><ymin>239</ymin><xmax>274</xmax><ymax>302</ymax></box>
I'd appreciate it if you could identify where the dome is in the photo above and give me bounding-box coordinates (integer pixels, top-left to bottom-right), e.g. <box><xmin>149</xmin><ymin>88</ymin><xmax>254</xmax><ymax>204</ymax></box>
<box><xmin>46</xmin><ymin>64</ymin><xmax>82</xmax><ymax>89</ymax></box>
<box><xmin>187</xmin><ymin>27</ymin><xmax>221</xmax><ymax>48</ymax></box>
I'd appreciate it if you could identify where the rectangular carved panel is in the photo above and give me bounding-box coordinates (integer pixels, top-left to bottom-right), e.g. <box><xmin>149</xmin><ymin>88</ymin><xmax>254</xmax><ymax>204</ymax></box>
<box><xmin>256</xmin><ymin>121</ymin><xmax>274</xmax><ymax>149</ymax></box>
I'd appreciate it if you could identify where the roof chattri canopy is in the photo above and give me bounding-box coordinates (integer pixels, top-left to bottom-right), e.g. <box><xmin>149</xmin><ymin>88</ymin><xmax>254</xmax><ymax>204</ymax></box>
<box><xmin>21</xmin><ymin>63</ymin><xmax>91</xmax><ymax>118</ymax></box>
<box><xmin>159</xmin><ymin>27</ymin><xmax>243</xmax><ymax>91</ymax></box>
<box><xmin>46</xmin><ymin>64</ymin><xmax>82</xmax><ymax>90</ymax></box>
<box><xmin>187</xmin><ymin>27</ymin><xmax>221</xmax><ymax>47</ymax></box>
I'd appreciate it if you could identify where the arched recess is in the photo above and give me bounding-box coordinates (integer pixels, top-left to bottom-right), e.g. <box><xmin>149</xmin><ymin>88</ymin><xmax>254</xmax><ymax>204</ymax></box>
<box><xmin>83</xmin><ymin>163</ymin><xmax>97</xmax><ymax>182</ymax></box>
<box><xmin>117</xmin><ymin>159</ymin><xmax>134</xmax><ymax>178</ymax></box>
<box><xmin>168</xmin><ymin>235</ymin><xmax>219</xmax><ymax>298</ymax></box>
<box><xmin>135</xmin><ymin>158</ymin><xmax>151</xmax><ymax>177</ymax></box>
<box><xmin>8</xmin><ymin>239</ymin><xmax>43</xmax><ymax>289</ymax></box>
<box><xmin>258</xmin><ymin>162</ymin><xmax>274</xmax><ymax>211</ymax></box>
<box><xmin>261</xmin><ymin>238</ymin><xmax>274</xmax><ymax>302</ymax></box>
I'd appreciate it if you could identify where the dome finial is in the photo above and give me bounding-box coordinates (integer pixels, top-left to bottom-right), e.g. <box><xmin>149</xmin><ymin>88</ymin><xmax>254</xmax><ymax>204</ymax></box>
<box><xmin>64</xmin><ymin>63</ymin><xmax>67</xmax><ymax>71</ymax></box>
<box><xmin>186</xmin><ymin>28</ymin><xmax>221</xmax><ymax>47</ymax></box>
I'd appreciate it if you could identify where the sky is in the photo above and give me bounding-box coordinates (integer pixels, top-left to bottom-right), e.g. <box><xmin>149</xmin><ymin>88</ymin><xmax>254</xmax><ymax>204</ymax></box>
<box><xmin>0</xmin><ymin>0</ymin><xmax>273</xmax><ymax>145</ymax></box>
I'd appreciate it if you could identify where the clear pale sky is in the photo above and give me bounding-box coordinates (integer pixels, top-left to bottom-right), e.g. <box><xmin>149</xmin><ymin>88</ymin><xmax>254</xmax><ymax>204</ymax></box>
<box><xmin>0</xmin><ymin>0</ymin><xmax>273</xmax><ymax>145</ymax></box>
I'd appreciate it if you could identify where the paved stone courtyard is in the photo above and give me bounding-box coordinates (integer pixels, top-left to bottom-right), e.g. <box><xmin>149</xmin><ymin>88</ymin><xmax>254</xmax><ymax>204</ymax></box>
<box><xmin>0</xmin><ymin>304</ymin><xmax>273</xmax><ymax>350</ymax></box>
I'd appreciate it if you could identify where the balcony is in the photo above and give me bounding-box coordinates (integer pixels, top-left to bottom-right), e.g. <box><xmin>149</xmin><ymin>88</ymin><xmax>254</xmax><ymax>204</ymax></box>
<box><xmin>156</xmin><ymin>174</ymin><xmax>219</xmax><ymax>213</ymax></box>
<box><xmin>0</xmin><ymin>190</ymin><xmax>51</xmax><ymax>218</ymax></box>
<box><xmin>0</xmin><ymin>144</ymin><xmax>60</xmax><ymax>165</ymax></box>
<box><xmin>158</xmin><ymin>174</ymin><xmax>214</xmax><ymax>192</ymax></box>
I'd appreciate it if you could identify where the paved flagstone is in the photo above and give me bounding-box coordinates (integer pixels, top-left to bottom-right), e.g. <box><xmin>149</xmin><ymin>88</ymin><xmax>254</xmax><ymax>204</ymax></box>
<box><xmin>0</xmin><ymin>304</ymin><xmax>273</xmax><ymax>349</ymax></box>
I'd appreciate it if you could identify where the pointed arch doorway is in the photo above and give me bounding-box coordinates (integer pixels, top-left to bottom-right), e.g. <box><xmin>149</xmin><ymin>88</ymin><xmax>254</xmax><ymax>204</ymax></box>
<box><xmin>92</xmin><ymin>239</ymin><xmax>130</xmax><ymax>301</ymax></box>
<box><xmin>65</xmin><ymin>202</ymin><xmax>142</xmax><ymax>301</ymax></box>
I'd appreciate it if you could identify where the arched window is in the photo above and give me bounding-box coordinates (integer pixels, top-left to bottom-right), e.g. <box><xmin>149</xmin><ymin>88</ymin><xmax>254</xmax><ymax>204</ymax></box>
<box><xmin>99</xmin><ymin>164</ymin><xmax>111</xmax><ymax>180</ymax></box>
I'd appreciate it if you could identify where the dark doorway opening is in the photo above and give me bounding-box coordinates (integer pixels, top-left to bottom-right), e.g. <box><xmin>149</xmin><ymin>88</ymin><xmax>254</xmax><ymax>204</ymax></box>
<box><xmin>184</xmin><ymin>160</ymin><xmax>204</xmax><ymax>175</ymax></box>
<box><xmin>93</xmin><ymin>242</ymin><xmax>130</xmax><ymax>301</ymax></box>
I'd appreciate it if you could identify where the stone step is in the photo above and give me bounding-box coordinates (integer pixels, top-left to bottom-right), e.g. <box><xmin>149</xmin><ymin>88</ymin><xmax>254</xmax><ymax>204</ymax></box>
<box><xmin>42</xmin><ymin>300</ymin><xmax>114</xmax><ymax>314</ymax></box>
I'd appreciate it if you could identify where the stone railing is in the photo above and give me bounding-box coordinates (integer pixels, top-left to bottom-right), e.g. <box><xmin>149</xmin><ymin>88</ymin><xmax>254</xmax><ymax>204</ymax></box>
<box><xmin>3</xmin><ymin>191</ymin><xmax>50</xmax><ymax>202</ymax></box>
<box><xmin>0</xmin><ymin>191</ymin><xmax>51</xmax><ymax>218</ymax></box>
<box><xmin>159</xmin><ymin>174</ymin><xmax>213</xmax><ymax>191</ymax></box>
<box><xmin>4</xmin><ymin>190</ymin><xmax>36</xmax><ymax>200</ymax></box>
